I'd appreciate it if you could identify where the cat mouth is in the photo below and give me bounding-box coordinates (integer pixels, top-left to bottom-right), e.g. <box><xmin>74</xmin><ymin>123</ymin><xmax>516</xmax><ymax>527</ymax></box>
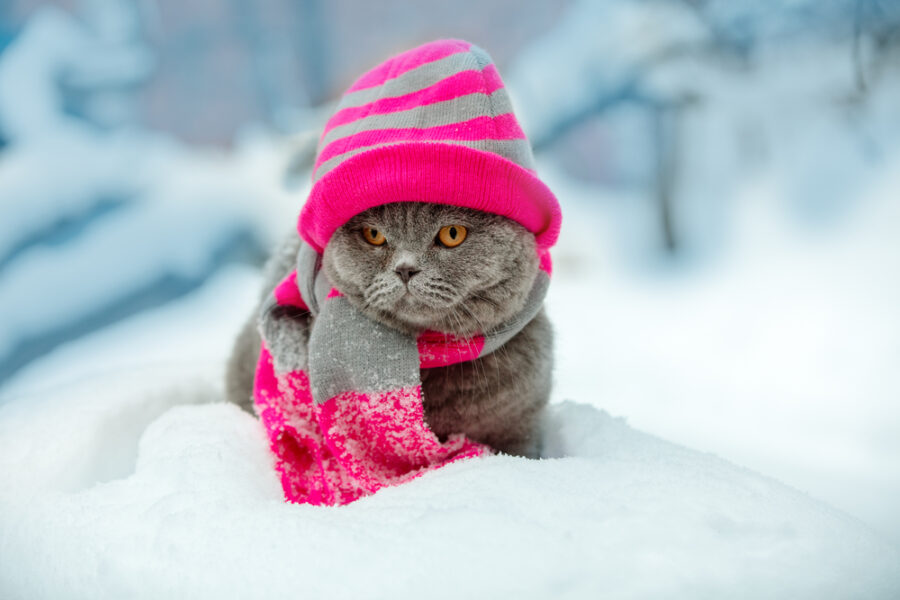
<box><xmin>362</xmin><ymin>289</ymin><xmax>480</xmax><ymax>335</ymax></box>
<box><xmin>400</xmin><ymin>288</ymin><xmax>458</xmax><ymax>310</ymax></box>
<box><xmin>396</xmin><ymin>289</ymin><xmax>433</xmax><ymax>309</ymax></box>
<box><xmin>390</xmin><ymin>290</ymin><xmax>458</xmax><ymax>322</ymax></box>
<box><xmin>361</xmin><ymin>282</ymin><xmax>463</xmax><ymax>331</ymax></box>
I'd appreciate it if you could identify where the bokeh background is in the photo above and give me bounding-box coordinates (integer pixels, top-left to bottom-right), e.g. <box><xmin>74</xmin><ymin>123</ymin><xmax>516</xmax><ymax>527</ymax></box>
<box><xmin>1</xmin><ymin>0</ymin><xmax>898</xmax><ymax>545</ymax></box>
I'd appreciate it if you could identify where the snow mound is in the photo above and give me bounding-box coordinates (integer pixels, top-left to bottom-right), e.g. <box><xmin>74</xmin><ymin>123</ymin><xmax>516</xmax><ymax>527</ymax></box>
<box><xmin>0</xmin><ymin>371</ymin><xmax>897</xmax><ymax>599</ymax></box>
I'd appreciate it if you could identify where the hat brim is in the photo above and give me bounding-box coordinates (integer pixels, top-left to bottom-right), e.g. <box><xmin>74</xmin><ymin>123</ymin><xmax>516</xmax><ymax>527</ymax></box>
<box><xmin>298</xmin><ymin>142</ymin><xmax>561</xmax><ymax>253</ymax></box>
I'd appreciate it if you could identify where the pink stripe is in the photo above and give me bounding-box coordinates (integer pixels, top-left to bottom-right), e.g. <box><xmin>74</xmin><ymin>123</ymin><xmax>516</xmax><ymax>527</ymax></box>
<box><xmin>325</xmin><ymin>65</ymin><xmax>504</xmax><ymax>135</ymax></box>
<box><xmin>253</xmin><ymin>348</ymin><xmax>335</xmax><ymax>505</ymax></box>
<box><xmin>347</xmin><ymin>39</ymin><xmax>471</xmax><ymax>93</ymax></box>
<box><xmin>538</xmin><ymin>249</ymin><xmax>553</xmax><ymax>275</ymax></box>
<box><xmin>417</xmin><ymin>330</ymin><xmax>485</xmax><ymax>369</ymax></box>
<box><xmin>314</xmin><ymin>386</ymin><xmax>489</xmax><ymax>504</ymax></box>
<box><xmin>273</xmin><ymin>271</ymin><xmax>307</xmax><ymax>309</ymax></box>
<box><xmin>316</xmin><ymin>113</ymin><xmax>524</xmax><ymax>168</ymax></box>
<box><xmin>253</xmin><ymin>345</ymin><xmax>277</xmax><ymax>402</ymax></box>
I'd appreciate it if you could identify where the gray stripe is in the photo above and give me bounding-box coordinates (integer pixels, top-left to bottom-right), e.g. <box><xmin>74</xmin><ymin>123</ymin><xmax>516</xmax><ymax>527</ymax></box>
<box><xmin>481</xmin><ymin>270</ymin><xmax>550</xmax><ymax>355</ymax></box>
<box><xmin>307</xmin><ymin>296</ymin><xmax>421</xmax><ymax>403</ymax></box>
<box><xmin>336</xmin><ymin>51</ymin><xmax>482</xmax><ymax>111</ymax></box>
<box><xmin>313</xmin><ymin>138</ymin><xmax>535</xmax><ymax>182</ymax></box>
<box><xmin>469</xmin><ymin>45</ymin><xmax>493</xmax><ymax>70</ymax></box>
<box><xmin>296</xmin><ymin>242</ymin><xmax>321</xmax><ymax>315</ymax></box>
<box><xmin>314</xmin><ymin>267</ymin><xmax>332</xmax><ymax>307</ymax></box>
<box><xmin>320</xmin><ymin>90</ymin><xmax>513</xmax><ymax>150</ymax></box>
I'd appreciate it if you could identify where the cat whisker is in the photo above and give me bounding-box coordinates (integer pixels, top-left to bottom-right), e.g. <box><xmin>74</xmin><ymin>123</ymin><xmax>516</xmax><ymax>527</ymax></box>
<box><xmin>458</xmin><ymin>301</ymin><xmax>506</xmax><ymax>391</ymax></box>
<box><xmin>424</xmin><ymin>280</ymin><xmax>458</xmax><ymax>295</ymax></box>
<box><xmin>413</xmin><ymin>293</ymin><xmax>457</xmax><ymax>309</ymax></box>
<box><xmin>408</xmin><ymin>282</ymin><xmax>461</xmax><ymax>309</ymax></box>
<box><xmin>468</xmin><ymin>292</ymin><xmax>502</xmax><ymax>309</ymax></box>
<box><xmin>364</xmin><ymin>278</ymin><xmax>404</xmax><ymax>309</ymax></box>
<box><xmin>451</xmin><ymin>305</ymin><xmax>494</xmax><ymax>395</ymax></box>
<box><xmin>446</xmin><ymin>307</ymin><xmax>485</xmax><ymax>393</ymax></box>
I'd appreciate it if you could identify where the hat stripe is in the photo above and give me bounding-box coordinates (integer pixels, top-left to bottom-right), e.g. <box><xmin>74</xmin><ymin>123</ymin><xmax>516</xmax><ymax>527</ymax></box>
<box><xmin>337</xmin><ymin>50</ymin><xmax>479</xmax><ymax>111</ymax></box>
<box><xmin>319</xmin><ymin>90</ymin><xmax>513</xmax><ymax>150</ymax></box>
<box><xmin>325</xmin><ymin>64</ymin><xmax>504</xmax><ymax>134</ymax></box>
<box><xmin>315</xmin><ymin>114</ymin><xmax>525</xmax><ymax>168</ymax></box>
<box><xmin>313</xmin><ymin>138</ymin><xmax>536</xmax><ymax>182</ymax></box>
<box><xmin>346</xmin><ymin>39</ymin><xmax>472</xmax><ymax>94</ymax></box>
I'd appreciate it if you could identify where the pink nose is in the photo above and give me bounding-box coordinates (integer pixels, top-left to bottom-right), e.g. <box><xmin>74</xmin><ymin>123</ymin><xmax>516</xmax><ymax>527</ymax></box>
<box><xmin>394</xmin><ymin>264</ymin><xmax>420</xmax><ymax>283</ymax></box>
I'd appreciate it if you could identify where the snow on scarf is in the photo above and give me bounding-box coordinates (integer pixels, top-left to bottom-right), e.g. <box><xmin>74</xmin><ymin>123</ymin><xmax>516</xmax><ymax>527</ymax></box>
<box><xmin>253</xmin><ymin>241</ymin><xmax>551</xmax><ymax>505</ymax></box>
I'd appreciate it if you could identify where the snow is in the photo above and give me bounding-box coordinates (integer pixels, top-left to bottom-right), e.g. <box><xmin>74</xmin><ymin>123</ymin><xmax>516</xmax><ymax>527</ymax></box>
<box><xmin>0</xmin><ymin>265</ymin><xmax>262</xmax><ymax>400</ymax></box>
<box><xmin>0</xmin><ymin>130</ymin><xmax>278</xmax><ymax>369</ymax></box>
<box><xmin>0</xmin><ymin>7</ymin><xmax>152</xmax><ymax>141</ymax></box>
<box><xmin>545</xmin><ymin>154</ymin><xmax>900</xmax><ymax>547</ymax></box>
<box><xmin>497</xmin><ymin>0</ymin><xmax>900</xmax><ymax>550</ymax></box>
<box><xmin>506</xmin><ymin>0</ymin><xmax>707</xmax><ymax>146</ymax></box>
<box><xmin>2</xmin><ymin>2</ymin><xmax>900</xmax><ymax>595</ymax></box>
<box><xmin>1</xmin><ymin>370</ymin><xmax>898</xmax><ymax>599</ymax></box>
<box><xmin>0</xmin><ymin>7</ymin><xmax>299</xmax><ymax>377</ymax></box>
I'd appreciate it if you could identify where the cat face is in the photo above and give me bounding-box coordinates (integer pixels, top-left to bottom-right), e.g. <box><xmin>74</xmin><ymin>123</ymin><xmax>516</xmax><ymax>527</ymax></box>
<box><xmin>322</xmin><ymin>202</ymin><xmax>539</xmax><ymax>336</ymax></box>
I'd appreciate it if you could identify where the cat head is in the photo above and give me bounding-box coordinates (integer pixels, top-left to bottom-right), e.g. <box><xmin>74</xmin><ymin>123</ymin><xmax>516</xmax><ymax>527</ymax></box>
<box><xmin>321</xmin><ymin>202</ymin><xmax>539</xmax><ymax>336</ymax></box>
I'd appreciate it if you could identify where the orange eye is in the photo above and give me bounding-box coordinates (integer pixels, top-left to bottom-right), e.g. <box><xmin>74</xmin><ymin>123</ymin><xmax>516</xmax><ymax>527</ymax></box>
<box><xmin>437</xmin><ymin>225</ymin><xmax>467</xmax><ymax>248</ymax></box>
<box><xmin>362</xmin><ymin>227</ymin><xmax>386</xmax><ymax>246</ymax></box>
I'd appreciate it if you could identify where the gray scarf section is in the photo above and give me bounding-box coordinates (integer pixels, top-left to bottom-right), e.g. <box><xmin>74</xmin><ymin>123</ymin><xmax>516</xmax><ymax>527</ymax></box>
<box><xmin>259</xmin><ymin>241</ymin><xmax>549</xmax><ymax>404</ymax></box>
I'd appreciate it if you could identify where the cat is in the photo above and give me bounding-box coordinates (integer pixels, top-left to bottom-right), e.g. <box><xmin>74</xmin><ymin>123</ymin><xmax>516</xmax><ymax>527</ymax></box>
<box><xmin>226</xmin><ymin>202</ymin><xmax>553</xmax><ymax>458</ymax></box>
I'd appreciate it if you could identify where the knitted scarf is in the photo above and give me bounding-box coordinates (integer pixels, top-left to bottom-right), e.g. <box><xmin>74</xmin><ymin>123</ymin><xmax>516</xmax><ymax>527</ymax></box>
<box><xmin>253</xmin><ymin>241</ymin><xmax>551</xmax><ymax>505</ymax></box>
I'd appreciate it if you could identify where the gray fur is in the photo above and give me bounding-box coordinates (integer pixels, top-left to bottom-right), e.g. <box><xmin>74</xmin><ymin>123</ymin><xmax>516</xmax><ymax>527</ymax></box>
<box><xmin>225</xmin><ymin>202</ymin><xmax>553</xmax><ymax>457</ymax></box>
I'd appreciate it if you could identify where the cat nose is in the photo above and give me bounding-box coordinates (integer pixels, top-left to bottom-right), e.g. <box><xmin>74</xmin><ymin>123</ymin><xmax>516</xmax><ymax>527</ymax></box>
<box><xmin>394</xmin><ymin>264</ymin><xmax>420</xmax><ymax>283</ymax></box>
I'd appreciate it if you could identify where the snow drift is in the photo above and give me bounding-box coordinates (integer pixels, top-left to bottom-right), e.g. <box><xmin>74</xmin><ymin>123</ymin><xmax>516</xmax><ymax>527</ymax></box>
<box><xmin>0</xmin><ymin>367</ymin><xmax>897</xmax><ymax>599</ymax></box>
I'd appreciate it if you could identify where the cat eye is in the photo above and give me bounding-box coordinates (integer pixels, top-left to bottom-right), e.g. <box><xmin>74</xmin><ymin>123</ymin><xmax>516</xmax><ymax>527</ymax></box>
<box><xmin>437</xmin><ymin>225</ymin><xmax>467</xmax><ymax>248</ymax></box>
<box><xmin>362</xmin><ymin>227</ymin><xmax>386</xmax><ymax>246</ymax></box>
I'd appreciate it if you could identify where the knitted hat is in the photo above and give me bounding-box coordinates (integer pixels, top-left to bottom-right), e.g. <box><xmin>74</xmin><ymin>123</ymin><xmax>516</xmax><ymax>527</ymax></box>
<box><xmin>298</xmin><ymin>39</ymin><xmax>561</xmax><ymax>253</ymax></box>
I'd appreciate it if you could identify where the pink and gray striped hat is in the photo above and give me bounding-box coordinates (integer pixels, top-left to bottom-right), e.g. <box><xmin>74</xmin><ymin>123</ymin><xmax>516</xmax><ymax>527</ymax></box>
<box><xmin>298</xmin><ymin>39</ymin><xmax>561</xmax><ymax>253</ymax></box>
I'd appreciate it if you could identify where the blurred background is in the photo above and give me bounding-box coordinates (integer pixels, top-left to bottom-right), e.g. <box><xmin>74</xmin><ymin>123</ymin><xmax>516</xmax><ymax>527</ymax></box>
<box><xmin>0</xmin><ymin>0</ymin><xmax>898</xmax><ymax>544</ymax></box>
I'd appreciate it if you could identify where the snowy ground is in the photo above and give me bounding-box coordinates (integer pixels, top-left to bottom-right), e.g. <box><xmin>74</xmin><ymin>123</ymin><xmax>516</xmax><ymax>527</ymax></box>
<box><xmin>1</xmin><ymin>362</ymin><xmax>898</xmax><ymax>598</ymax></box>
<box><xmin>545</xmin><ymin>153</ymin><xmax>900</xmax><ymax>547</ymax></box>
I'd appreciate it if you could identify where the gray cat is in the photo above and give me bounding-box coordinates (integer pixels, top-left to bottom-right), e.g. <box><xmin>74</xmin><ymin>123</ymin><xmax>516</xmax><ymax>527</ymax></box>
<box><xmin>226</xmin><ymin>202</ymin><xmax>553</xmax><ymax>457</ymax></box>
